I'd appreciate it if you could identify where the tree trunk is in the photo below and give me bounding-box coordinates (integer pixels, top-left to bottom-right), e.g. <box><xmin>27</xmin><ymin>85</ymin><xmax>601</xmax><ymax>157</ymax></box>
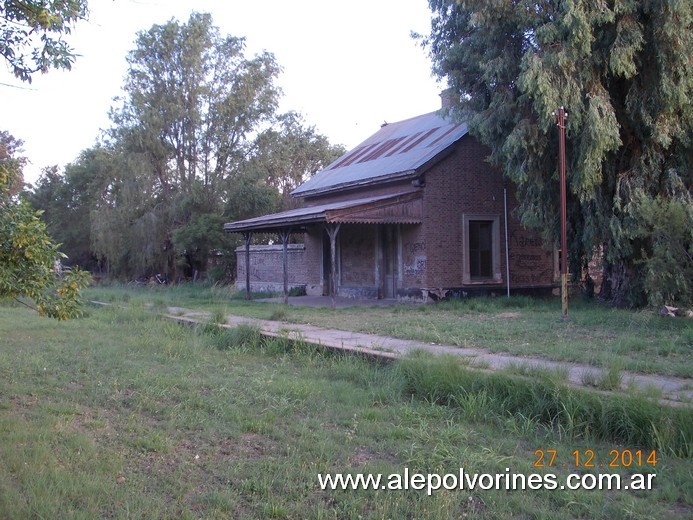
<box><xmin>599</xmin><ymin>253</ymin><xmax>633</xmax><ymax>308</ymax></box>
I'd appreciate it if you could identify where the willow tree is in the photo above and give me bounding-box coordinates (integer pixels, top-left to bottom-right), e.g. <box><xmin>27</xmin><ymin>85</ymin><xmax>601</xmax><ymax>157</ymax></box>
<box><xmin>424</xmin><ymin>0</ymin><xmax>692</xmax><ymax>307</ymax></box>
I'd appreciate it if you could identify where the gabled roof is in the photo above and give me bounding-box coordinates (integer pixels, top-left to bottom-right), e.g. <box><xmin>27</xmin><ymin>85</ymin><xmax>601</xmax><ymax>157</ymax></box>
<box><xmin>292</xmin><ymin>111</ymin><xmax>468</xmax><ymax>198</ymax></box>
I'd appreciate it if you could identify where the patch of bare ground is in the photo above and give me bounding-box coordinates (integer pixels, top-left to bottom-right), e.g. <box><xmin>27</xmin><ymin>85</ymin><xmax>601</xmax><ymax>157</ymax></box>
<box><xmin>69</xmin><ymin>406</ymin><xmax>119</xmax><ymax>436</ymax></box>
<box><xmin>349</xmin><ymin>446</ymin><xmax>380</xmax><ymax>466</ymax></box>
<box><xmin>666</xmin><ymin>500</ymin><xmax>693</xmax><ymax>518</ymax></box>
<box><xmin>211</xmin><ymin>432</ymin><xmax>273</xmax><ymax>461</ymax></box>
<box><xmin>8</xmin><ymin>394</ymin><xmax>39</xmax><ymax>411</ymax></box>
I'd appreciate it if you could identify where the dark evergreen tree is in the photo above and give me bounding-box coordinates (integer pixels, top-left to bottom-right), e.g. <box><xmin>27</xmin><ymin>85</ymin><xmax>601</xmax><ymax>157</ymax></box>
<box><xmin>423</xmin><ymin>0</ymin><xmax>692</xmax><ymax>306</ymax></box>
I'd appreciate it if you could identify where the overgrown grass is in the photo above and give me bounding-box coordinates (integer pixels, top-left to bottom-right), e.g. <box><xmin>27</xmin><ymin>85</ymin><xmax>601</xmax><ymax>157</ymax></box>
<box><xmin>85</xmin><ymin>284</ymin><xmax>693</xmax><ymax>377</ymax></box>
<box><xmin>1</xmin><ymin>302</ymin><xmax>691</xmax><ymax>518</ymax></box>
<box><xmin>397</xmin><ymin>353</ymin><xmax>691</xmax><ymax>457</ymax></box>
<box><xmin>208</xmin><ymin>323</ymin><xmax>262</xmax><ymax>351</ymax></box>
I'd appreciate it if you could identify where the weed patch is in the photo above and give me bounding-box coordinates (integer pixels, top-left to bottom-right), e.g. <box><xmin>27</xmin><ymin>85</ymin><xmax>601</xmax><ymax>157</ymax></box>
<box><xmin>269</xmin><ymin>308</ymin><xmax>287</xmax><ymax>321</ymax></box>
<box><xmin>210</xmin><ymin>324</ymin><xmax>262</xmax><ymax>351</ymax></box>
<box><xmin>209</xmin><ymin>309</ymin><xmax>227</xmax><ymax>324</ymax></box>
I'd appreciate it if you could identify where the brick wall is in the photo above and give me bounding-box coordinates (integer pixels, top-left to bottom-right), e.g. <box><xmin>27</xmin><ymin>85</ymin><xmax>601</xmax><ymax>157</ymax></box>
<box><xmin>422</xmin><ymin>136</ymin><xmax>555</xmax><ymax>292</ymax></box>
<box><xmin>235</xmin><ymin>244</ymin><xmax>308</xmax><ymax>293</ymax></box>
<box><xmin>302</xmin><ymin>226</ymin><xmax>324</xmax><ymax>295</ymax></box>
<box><xmin>506</xmin><ymin>200</ymin><xmax>556</xmax><ymax>289</ymax></box>
<box><xmin>339</xmin><ymin>225</ymin><xmax>376</xmax><ymax>286</ymax></box>
<box><xmin>401</xmin><ymin>225</ymin><xmax>426</xmax><ymax>288</ymax></box>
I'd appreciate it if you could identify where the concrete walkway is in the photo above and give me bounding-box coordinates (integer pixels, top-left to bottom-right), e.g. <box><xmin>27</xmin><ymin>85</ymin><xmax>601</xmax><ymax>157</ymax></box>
<box><xmin>164</xmin><ymin>305</ymin><xmax>692</xmax><ymax>406</ymax></box>
<box><xmin>253</xmin><ymin>295</ymin><xmax>403</xmax><ymax>308</ymax></box>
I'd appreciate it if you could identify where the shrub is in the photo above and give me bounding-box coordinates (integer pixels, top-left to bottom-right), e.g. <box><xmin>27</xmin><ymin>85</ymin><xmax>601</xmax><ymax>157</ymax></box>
<box><xmin>631</xmin><ymin>192</ymin><xmax>693</xmax><ymax>308</ymax></box>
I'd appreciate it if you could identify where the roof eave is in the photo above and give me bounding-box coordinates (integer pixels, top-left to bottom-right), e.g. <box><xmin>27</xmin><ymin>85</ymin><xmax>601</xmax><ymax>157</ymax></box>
<box><xmin>223</xmin><ymin>213</ymin><xmax>325</xmax><ymax>233</ymax></box>
<box><xmin>414</xmin><ymin>140</ymin><xmax>459</xmax><ymax>176</ymax></box>
<box><xmin>224</xmin><ymin>191</ymin><xmax>423</xmax><ymax>234</ymax></box>
<box><xmin>291</xmin><ymin>169</ymin><xmax>419</xmax><ymax>199</ymax></box>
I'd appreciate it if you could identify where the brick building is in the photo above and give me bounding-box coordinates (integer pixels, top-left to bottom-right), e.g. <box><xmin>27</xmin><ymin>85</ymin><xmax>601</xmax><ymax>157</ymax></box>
<box><xmin>225</xmin><ymin>104</ymin><xmax>557</xmax><ymax>303</ymax></box>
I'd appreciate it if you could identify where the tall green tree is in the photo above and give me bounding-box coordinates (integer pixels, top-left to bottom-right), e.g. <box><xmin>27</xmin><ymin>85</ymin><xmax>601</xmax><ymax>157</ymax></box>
<box><xmin>25</xmin><ymin>146</ymin><xmax>119</xmax><ymax>271</ymax></box>
<box><xmin>423</xmin><ymin>0</ymin><xmax>692</xmax><ymax>307</ymax></box>
<box><xmin>249</xmin><ymin>111</ymin><xmax>345</xmax><ymax>210</ymax></box>
<box><xmin>110</xmin><ymin>11</ymin><xmax>281</xmax><ymax>196</ymax></box>
<box><xmin>1</xmin><ymin>0</ymin><xmax>88</xmax><ymax>82</ymax></box>
<box><xmin>93</xmin><ymin>12</ymin><xmax>342</xmax><ymax>282</ymax></box>
<box><xmin>96</xmin><ymin>12</ymin><xmax>283</xmax><ymax>280</ymax></box>
<box><xmin>0</xmin><ymin>2</ymin><xmax>91</xmax><ymax>317</ymax></box>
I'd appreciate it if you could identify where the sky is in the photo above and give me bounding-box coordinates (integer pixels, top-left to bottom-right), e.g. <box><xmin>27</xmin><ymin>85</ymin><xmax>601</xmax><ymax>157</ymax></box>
<box><xmin>1</xmin><ymin>0</ymin><xmax>444</xmax><ymax>184</ymax></box>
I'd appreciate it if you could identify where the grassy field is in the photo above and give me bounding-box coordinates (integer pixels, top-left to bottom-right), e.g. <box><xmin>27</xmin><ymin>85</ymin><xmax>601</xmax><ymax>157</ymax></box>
<box><xmin>85</xmin><ymin>284</ymin><xmax>693</xmax><ymax>377</ymax></box>
<box><xmin>0</xmin><ymin>299</ymin><xmax>691</xmax><ymax>519</ymax></box>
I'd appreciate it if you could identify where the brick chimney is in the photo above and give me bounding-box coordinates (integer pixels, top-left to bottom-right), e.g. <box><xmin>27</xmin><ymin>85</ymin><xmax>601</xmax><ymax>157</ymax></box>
<box><xmin>439</xmin><ymin>88</ymin><xmax>458</xmax><ymax>110</ymax></box>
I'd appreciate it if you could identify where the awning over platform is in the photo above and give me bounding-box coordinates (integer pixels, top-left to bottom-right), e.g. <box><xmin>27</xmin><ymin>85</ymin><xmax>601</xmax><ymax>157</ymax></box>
<box><xmin>223</xmin><ymin>190</ymin><xmax>422</xmax><ymax>234</ymax></box>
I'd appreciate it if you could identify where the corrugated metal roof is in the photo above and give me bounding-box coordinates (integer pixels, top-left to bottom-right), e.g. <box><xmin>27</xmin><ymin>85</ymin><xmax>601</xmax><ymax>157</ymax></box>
<box><xmin>224</xmin><ymin>192</ymin><xmax>421</xmax><ymax>233</ymax></box>
<box><xmin>292</xmin><ymin>111</ymin><xmax>468</xmax><ymax>197</ymax></box>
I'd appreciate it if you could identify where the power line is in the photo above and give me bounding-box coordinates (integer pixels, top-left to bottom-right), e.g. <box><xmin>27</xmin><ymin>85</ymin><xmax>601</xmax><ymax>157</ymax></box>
<box><xmin>0</xmin><ymin>81</ymin><xmax>36</xmax><ymax>90</ymax></box>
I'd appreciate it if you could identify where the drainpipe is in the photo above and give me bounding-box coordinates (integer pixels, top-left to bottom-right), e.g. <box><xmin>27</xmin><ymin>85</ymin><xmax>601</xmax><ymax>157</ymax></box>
<box><xmin>503</xmin><ymin>182</ymin><xmax>510</xmax><ymax>298</ymax></box>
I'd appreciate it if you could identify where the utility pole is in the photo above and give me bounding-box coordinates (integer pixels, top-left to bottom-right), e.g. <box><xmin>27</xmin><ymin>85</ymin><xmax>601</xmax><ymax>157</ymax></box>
<box><xmin>553</xmin><ymin>107</ymin><xmax>569</xmax><ymax>320</ymax></box>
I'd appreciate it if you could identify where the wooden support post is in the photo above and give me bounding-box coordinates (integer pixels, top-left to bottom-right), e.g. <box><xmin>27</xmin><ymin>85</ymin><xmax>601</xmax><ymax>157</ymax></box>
<box><xmin>278</xmin><ymin>228</ymin><xmax>291</xmax><ymax>305</ymax></box>
<box><xmin>325</xmin><ymin>223</ymin><xmax>341</xmax><ymax>309</ymax></box>
<box><xmin>242</xmin><ymin>232</ymin><xmax>253</xmax><ymax>300</ymax></box>
<box><xmin>374</xmin><ymin>225</ymin><xmax>382</xmax><ymax>299</ymax></box>
<box><xmin>554</xmin><ymin>107</ymin><xmax>569</xmax><ymax>321</ymax></box>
